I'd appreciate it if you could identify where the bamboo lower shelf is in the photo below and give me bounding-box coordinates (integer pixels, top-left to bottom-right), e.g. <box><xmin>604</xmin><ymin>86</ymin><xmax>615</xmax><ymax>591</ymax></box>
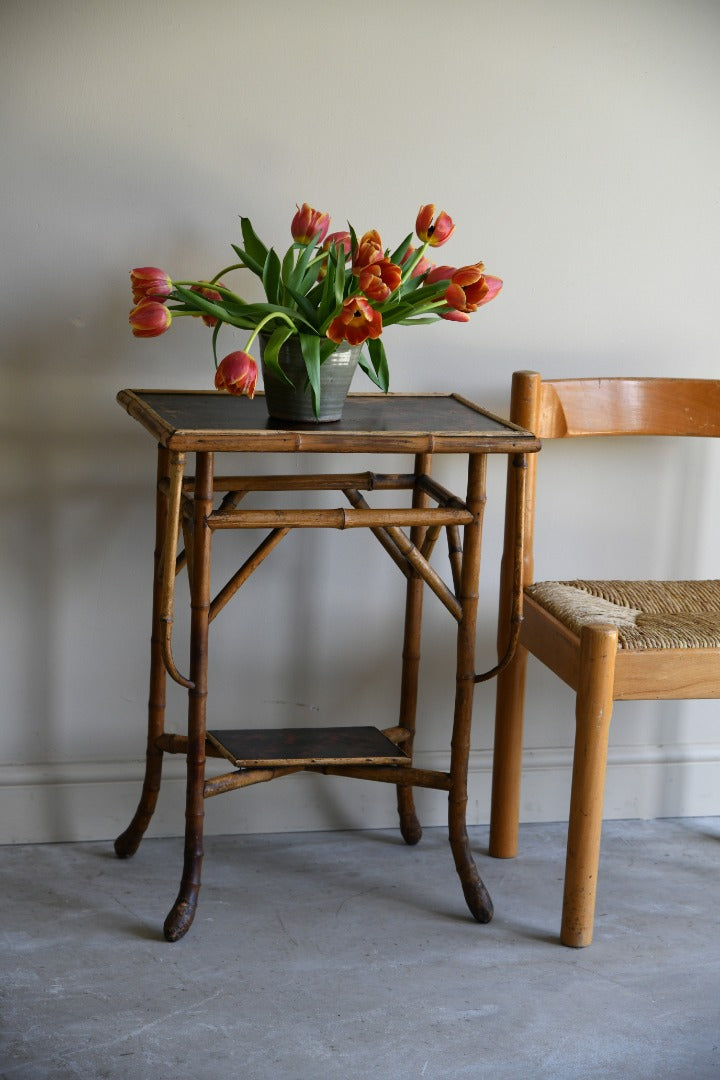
<box><xmin>206</xmin><ymin>726</ymin><xmax>410</xmax><ymax>767</ymax></box>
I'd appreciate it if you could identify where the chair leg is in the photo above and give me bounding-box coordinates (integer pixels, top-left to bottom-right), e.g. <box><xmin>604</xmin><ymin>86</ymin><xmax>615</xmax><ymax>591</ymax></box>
<box><xmin>489</xmin><ymin>644</ymin><xmax>529</xmax><ymax>859</ymax></box>
<box><xmin>561</xmin><ymin>623</ymin><xmax>617</xmax><ymax>948</ymax></box>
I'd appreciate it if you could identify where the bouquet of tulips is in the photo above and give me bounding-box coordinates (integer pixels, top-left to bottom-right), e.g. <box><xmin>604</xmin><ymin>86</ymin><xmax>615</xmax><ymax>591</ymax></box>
<box><xmin>129</xmin><ymin>202</ymin><xmax>502</xmax><ymax>414</ymax></box>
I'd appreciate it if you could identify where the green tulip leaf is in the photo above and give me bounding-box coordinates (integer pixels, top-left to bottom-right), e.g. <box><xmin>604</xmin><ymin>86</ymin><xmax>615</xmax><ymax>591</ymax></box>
<box><xmin>260</xmin><ymin>326</ymin><xmax>296</xmax><ymax>388</ymax></box>
<box><xmin>366</xmin><ymin>337</ymin><xmax>389</xmax><ymax>392</ymax></box>
<box><xmin>390</xmin><ymin>232</ymin><xmax>413</xmax><ymax>266</ymax></box>
<box><xmin>299</xmin><ymin>333</ymin><xmax>322</xmax><ymax>418</ymax></box>
<box><xmin>262</xmin><ymin>248</ymin><xmax>282</xmax><ymax>305</ymax></box>
<box><xmin>230</xmin><ymin>244</ymin><xmax>264</xmax><ymax>278</ymax></box>
<box><xmin>283</xmin><ymin>284</ymin><xmax>320</xmax><ymax>330</ymax></box>
<box><xmin>240</xmin><ymin>217</ymin><xmax>269</xmax><ymax>267</ymax></box>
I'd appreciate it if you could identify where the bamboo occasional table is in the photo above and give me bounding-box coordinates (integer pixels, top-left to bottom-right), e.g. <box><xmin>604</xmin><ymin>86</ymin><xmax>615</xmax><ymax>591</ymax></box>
<box><xmin>114</xmin><ymin>390</ymin><xmax>539</xmax><ymax>941</ymax></box>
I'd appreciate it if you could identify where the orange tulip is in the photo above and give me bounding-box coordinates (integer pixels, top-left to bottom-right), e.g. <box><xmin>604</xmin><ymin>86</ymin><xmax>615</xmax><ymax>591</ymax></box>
<box><xmin>352</xmin><ymin>230</ymin><xmax>384</xmax><ymax>273</ymax></box>
<box><xmin>326</xmin><ymin>296</ymin><xmax>383</xmax><ymax>346</ymax></box>
<box><xmin>291</xmin><ymin>202</ymin><xmax>330</xmax><ymax>245</ymax></box>
<box><xmin>446</xmin><ymin>265</ymin><xmax>500</xmax><ymax>313</ymax></box>
<box><xmin>415</xmin><ymin>205</ymin><xmax>455</xmax><ymax>247</ymax></box>
<box><xmin>214</xmin><ymin>351</ymin><xmax>258</xmax><ymax>397</ymax></box>
<box><xmin>130</xmin><ymin>266</ymin><xmax>172</xmax><ymax>304</ymax></box>
<box><xmin>427</xmin><ymin>264</ymin><xmax>502</xmax><ymax>318</ymax></box>
<box><xmin>358</xmin><ymin>257</ymin><xmax>402</xmax><ymax>302</ymax></box>
<box><xmin>129</xmin><ymin>300</ymin><xmax>172</xmax><ymax>337</ymax></box>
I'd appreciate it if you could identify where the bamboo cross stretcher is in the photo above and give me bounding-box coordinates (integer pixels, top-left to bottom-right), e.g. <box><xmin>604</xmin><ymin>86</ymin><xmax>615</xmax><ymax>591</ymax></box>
<box><xmin>113</xmin><ymin>391</ymin><xmax>539</xmax><ymax>941</ymax></box>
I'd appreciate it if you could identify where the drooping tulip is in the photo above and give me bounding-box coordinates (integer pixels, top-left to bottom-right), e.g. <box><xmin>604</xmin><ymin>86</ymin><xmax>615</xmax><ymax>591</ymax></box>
<box><xmin>191</xmin><ymin>284</ymin><xmax>225</xmax><ymax>328</ymax></box>
<box><xmin>358</xmin><ymin>257</ymin><xmax>402</xmax><ymax>302</ymax></box>
<box><xmin>129</xmin><ymin>300</ymin><xmax>172</xmax><ymax>337</ymax></box>
<box><xmin>130</xmin><ymin>267</ymin><xmax>172</xmax><ymax>304</ymax></box>
<box><xmin>415</xmin><ymin>205</ymin><xmax>455</xmax><ymax>247</ymax></box>
<box><xmin>214</xmin><ymin>351</ymin><xmax>258</xmax><ymax>397</ymax></box>
<box><xmin>326</xmin><ymin>295</ymin><xmax>383</xmax><ymax>346</ymax></box>
<box><xmin>291</xmin><ymin>202</ymin><xmax>330</xmax><ymax>245</ymax></box>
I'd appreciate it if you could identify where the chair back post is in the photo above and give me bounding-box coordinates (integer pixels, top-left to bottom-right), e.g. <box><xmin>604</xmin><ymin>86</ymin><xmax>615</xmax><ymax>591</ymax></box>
<box><xmin>497</xmin><ymin>371</ymin><xmax>542</xmax><ymax>654</ymax></box>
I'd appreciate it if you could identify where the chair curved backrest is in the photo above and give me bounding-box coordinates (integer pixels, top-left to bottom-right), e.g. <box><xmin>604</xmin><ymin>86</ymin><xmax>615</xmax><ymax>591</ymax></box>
<box><xmin>491</xmin><ymin>371</ymin><xmax>720</xmax><ymax>947</ymax></box>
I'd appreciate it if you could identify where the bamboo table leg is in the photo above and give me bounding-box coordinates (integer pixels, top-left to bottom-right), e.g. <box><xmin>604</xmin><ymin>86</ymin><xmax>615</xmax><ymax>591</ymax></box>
<box><xmin>395</xmin><ymin>452</ymin><xmax>432</xmax><ymax>845</ymax></box>
<box><xmin>164</xmin><ymin>451</ymin><xmax>214</xmax><ymax>942</ymax></box>
<box><xmin>115</xmin><ymin>446</ymin><xmax>172</xmax><ymax>859</ymax></box>
<box><xmin>449</xmin><ymin>452</ymin><xmax>493</xmax><ymax>922</ymax></box>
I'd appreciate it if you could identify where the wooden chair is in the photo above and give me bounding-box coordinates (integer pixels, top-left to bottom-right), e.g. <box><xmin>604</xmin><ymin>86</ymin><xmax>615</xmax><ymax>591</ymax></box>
<box><xmin>489</xmin><ymin>371</ymin><xmax>720</xmax><ymax>946</ymax></box>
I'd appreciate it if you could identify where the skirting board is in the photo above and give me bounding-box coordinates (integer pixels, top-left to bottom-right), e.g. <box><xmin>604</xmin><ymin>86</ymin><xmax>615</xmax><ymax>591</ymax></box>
<box><xmin>1</xmin><ymin>744</ymin><xmax>720</xmax><ymax>845</ymax></box>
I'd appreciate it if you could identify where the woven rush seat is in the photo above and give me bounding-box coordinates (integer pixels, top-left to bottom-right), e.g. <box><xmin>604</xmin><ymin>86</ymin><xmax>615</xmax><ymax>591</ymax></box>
<box><xmin>526</xmin><ymin>579</ymin><xmax>720</xmax><ymax>650</ymax></box>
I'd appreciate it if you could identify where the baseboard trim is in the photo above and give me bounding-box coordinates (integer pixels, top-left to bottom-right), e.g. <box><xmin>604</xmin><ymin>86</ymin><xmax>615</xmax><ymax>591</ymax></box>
<box><xmin>2</xmin><ymin>743</ymin><xmax>719</xmax><ymax>844</ymax></box>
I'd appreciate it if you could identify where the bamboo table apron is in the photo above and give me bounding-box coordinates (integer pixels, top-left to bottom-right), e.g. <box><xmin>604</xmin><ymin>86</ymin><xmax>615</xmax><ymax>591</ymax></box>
<box><xmin>114</xmin><ymin>391</ymin><xmax>540</xmax><ymax>941</ymax></box>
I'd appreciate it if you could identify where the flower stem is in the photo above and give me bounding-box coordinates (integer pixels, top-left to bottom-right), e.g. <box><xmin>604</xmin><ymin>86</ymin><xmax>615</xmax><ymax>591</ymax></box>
<box><xmin>174</xmin><ymin>279</ymin><xmax>247</xmax><ymax>305</ymax></box>
<box><xmin>245</xmin><ymin>311</ymin><xmax>297</xmax><ymax>352</ymax></box>
<box><xmin>401</xmin><ymin>240</ymin><xmax>430</xmax><ymax>281</ymax></box>
<box><xmin>209</xmin><ymin>263</ymin><xmax>245</xmax><ymax>284</ymax></box>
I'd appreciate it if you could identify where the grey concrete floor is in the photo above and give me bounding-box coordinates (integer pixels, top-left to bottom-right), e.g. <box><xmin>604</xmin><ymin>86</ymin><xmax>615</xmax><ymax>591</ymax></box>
<box><xmin>2</xmin><ymin>818</ymin><xmax>719</xmax><ymax>1080</ymax></box>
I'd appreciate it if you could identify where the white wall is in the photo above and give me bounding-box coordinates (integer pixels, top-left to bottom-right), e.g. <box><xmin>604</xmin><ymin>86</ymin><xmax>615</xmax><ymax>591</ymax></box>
<box><xmin>2</xmin><ymin>0</ymin><xmax>720</xmax><ymax>843</ymax></box>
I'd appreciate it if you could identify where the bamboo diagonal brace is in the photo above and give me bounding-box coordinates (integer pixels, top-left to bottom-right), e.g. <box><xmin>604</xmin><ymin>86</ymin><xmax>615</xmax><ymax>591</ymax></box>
<box><xmin>343</xmin><ymin>488</ymin><xmax>411</xmax><ymax>577</ymax></box>
<box><xmin>446</xmin><ymin>525</ymin><xmax>463</xmax><ymax>596</ymax></box>
<box><xmin>209</xmin><ymin>527</ymin><xmax>290</xmax><ymax>622</ymax></box>
<box><xmin>344</xmin><ymin>489</ymin><xmax>463</xmax><ymax>619</ymax></box>
<box><xmin>384</xmin><ymin>522</ymin><xmax>464</xmax><ymax>621</ymax></box>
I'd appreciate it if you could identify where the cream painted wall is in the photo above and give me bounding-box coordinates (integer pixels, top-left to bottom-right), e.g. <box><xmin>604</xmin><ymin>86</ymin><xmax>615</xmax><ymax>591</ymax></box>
<box><xmin>2</xmin><ymin>0</ymin><xmax>720</xmax><ymax>843</ymax></box>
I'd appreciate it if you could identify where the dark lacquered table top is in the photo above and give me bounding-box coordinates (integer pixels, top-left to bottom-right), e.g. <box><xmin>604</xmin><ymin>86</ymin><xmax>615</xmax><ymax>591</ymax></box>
<box><xmin>118</xmin><ymin>390</ymin><xmax>540</xmax><ymax>455</ymax></box>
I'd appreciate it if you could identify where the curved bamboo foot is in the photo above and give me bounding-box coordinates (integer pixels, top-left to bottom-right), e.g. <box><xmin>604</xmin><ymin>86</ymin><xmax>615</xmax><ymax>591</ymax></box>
<box><xmin>163</xmin><ymin>884</ymin><xmax>200</xmax><ymax>942</ymax></box>
<box><xmin>459</xmin><ymin>867</ymin><xmax>494</xmax><ymax>923</ymax></box>
<box><xmin>450</xmin><ymin>824</ymin><xmax>494</xmax><ymax>923</ymax></box>
<box><xmin>114</xmin><ymin>790</ymin><xmax>161</xmax><ymax>857</ymax></box>
<box><xmin>114</xmin><ymin>822</ymin><xmax>144</xmax><ymax>859</ymax></box>
<box><xmin>113</xmin><ymin>749</ymin><xmax>163</xmax><ymax>858</ymax></box>
<box><xmin>397</xmin><ymin>787</ymin><xmax>422</xmax><ymax>845</ymax></box>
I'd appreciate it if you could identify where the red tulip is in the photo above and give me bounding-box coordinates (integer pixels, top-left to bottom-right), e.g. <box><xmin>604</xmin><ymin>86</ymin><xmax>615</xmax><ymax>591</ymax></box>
<box><xmin>214</xmin><ymin>351</ymin><xmax>258</xmax><ymax>398</ymax></box>
<box><xmin>415</xmin><ymin>204</ymin><xmax>455</xmax><ymax>247</ymax></box>
<box><xmin>323</xmin><ymin>230</ymin><xmax>352</xmax><ymax>256</ymax></box>
<box><xmin>130</xmin><ymin>266</ymin><xmax>172</xmax><ymax>304</ymax></box>
<box><xmin>358</xmin><ymin>257</ymin><xmax>402</xmax><ymax>302</ymax></box>
<box><xmin>326</xmin><ymin>296</ymin><xmax>383</xmax><ymax>346</ymax></box>
<box><xmin>318</xmin><ymin>231</ymin><xmax>352</xmax><ymax>281</ymax></box>
<box><xmin>291</xmin><ymin>202</ymin><xmax>330</xmax><ymax>245</ymax></box>
<box><xmin>129</xmin><ymin>300</ymin><xmax>172</xmax><ymax>337</ymax></box>
<box><xmin>191</xmin><ymin>284</ymin><xmax>224</xmax><ymax>328</ymax></box>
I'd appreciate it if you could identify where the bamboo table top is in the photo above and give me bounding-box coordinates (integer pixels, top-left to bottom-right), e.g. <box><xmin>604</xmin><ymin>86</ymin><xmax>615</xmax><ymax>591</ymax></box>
<box><xmin>117</xmin><ymin>390</ymin><xmax>540</xmax><ymax>454</ymax></box>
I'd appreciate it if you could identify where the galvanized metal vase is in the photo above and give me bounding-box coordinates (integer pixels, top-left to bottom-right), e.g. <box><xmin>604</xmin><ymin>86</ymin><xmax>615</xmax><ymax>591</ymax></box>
<box><xmin>259</xmin><ymin>333</ymin><xmax>361</xmax><ymax>423</ymax></box>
